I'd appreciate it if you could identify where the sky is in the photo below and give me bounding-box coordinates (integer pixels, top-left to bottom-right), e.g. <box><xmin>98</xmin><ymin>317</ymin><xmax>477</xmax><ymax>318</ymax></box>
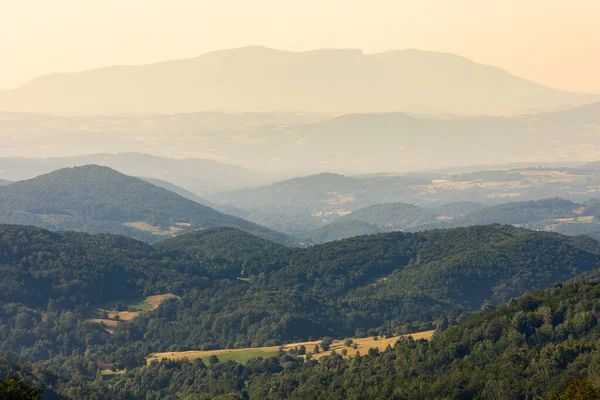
<box><xmin>1</xmin><ymin>0</ymin><xmax>599</xmax><ymax>92</ymax></box>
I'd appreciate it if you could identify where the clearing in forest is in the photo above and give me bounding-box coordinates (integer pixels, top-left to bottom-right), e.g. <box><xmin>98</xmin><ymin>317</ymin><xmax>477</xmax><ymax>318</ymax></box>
<box><xmin>146</xmin><ymin>330</ymin><xmax>435</xmax><ymax>364</ymax></box>
<box><xmin>86</xmin><ymin>293</ymin><xmax>179</xmax><ymax>333</ymax></box>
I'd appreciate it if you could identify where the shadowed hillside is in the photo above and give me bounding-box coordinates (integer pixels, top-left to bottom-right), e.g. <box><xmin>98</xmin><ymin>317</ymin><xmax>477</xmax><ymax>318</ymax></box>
<box><xmin>0</xmin><ymin>166</ymin><xmax>297</xmax><ymax>245</ymax></box>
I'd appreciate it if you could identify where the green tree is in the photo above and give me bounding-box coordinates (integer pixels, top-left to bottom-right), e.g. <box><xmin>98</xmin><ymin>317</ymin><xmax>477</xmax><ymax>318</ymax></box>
<box><xmin>320</xmin><ymin>337</ymin><xmax>334</xmax><ymax>351</ymax></box>
<box><xmin>0</xmin><ymin>376</ymin><xmax>42</xmax><ymax>400</ymax></box>
<box><xmin>208</xmin><ymin>355</ymin><xmax>219</xmax><ymax>365</ymax></box>
<box><xmin>548</xmin><ymin>378</ymin><xmax>600</xmax><ymax>400</ymax></box>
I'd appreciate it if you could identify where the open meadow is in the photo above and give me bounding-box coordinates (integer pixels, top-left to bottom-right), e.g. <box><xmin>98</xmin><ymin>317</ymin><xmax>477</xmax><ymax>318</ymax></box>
<box><xmin>147</xmin><ymin>330</ymin><xmax>435</xmax><ymax>364</ymax></box>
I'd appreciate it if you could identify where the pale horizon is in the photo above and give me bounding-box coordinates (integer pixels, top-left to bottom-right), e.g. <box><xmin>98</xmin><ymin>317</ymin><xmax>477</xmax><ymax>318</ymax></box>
<box><xmin>1</xmin><ymin>0</ymin><xmax>599</xmax><ymax>93</ymax></box>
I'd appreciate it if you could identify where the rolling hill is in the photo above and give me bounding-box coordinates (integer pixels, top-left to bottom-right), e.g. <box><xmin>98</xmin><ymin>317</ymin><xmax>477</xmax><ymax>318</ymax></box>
<box><xmin>448</xmin><ymin>198</ymin><xmax>581</xmax><ymax>227</ymax></box>
<box><xmin>305</xmin><ymin>219</ymin><xmax>383</xmax><ymax>244</ymax></box>
<box><xmin>241</xmin><ymin>280</ymin><xmax>600</xmax><ymax>399</ymax></box>
<box><xmin>214</xmin><ymin>165</ymin><xmax>600</xmax><ymax>237</ymax></box>
<box><xmin>428</xmin><ymin>201</ymin><xmax>486</xmax><ymax>217</ymax></box>
<box><xmin>339</xmin><ymin>202</ymin><xmax>439</xmax><ymax>229</ymax></box>
<box><xmin>0</xmin><ymin>165</ymin><xmax>296</xmax><ymax>244</ymax></box>
<box><xmin>2</xmin><ymin>102</ymin><xmax>599</xmax><ymax>174</ymax></box>
<box><xmin>141</xmin><ymin>177</ymin><xmax>214</xmax><ymax>205</ymax></box>
<box><xmin>6</xmin><ymin>277</ymin><xmax>600</xmax><ymax>399</ymax></box>
<box><xmin>2</xmin><ymin>222</ymin><xmax>600</xmax><ymax>399</ymax></box>
<box><xmin>304</xmin><ymin>197</ymin><xmax>600</xmax><ymax>243</ymax></box>
<box><xmin>211</xmin><ymin>173</ymin><xmax>429</xmax><ymax>235</ymax></box>
<box><xmin>4</xmin><ymin>223</ymin><xmax>600</xmax><ymax>355</ymax></box>
<box><xmin>307</xmin><ymin>197</ymin><xmax>600</xmax><ymax>243</ymax></box>
<box><xmin>0</xmin><ymin>152</ymin><xmax>264</xmax><ymax>194</ymax></box>
<box><xmin>290</xmin><ymin>102</ymin><xmax>600</xmax><ymax>171</ymax></box>
<box><xmin>435</xmin><ymin>198</ymin><xmax>600</xmax><ymax>236</ymax></box>
<box><xmin>0</xmin><ymin>46</ymin><xmax>597</xmax><ymax>115</ymax></box>
<box><xmin>303</xmin><ymin>202</ymin><xmax>439</xmax><ymax>243</ymax></box>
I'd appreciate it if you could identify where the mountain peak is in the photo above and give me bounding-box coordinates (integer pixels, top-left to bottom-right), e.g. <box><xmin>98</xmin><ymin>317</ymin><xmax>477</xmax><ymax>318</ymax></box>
<box><xmin>0</xmin><ymin>165</ymin><xmax>295</xmax><ymax>245</ymax></box>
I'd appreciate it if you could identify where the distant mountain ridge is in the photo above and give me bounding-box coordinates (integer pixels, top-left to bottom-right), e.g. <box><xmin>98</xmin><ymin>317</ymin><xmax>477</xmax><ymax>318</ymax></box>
<box><xmin>301</xmin><ymin>198</ymin><xmax>600</xmax><ymax>243</ymax></box>
<box><xmin>0</xmin><ymin>152</ymin><xmax>264</xmax><ymax>194</ymax></box>
<box><xmin>0</xmin><ymin>165</ymin><xmax>297</xmax><ymax>245</ymax></box>
<box><xmin>1</xmin><ymin>102</ymin><xmax>599</xmax><ymax>173</ymax></box>
<box><xmin>0</xmin><ymin>46</ymin><xmax>597</xmax><ymax>115</ymax></box>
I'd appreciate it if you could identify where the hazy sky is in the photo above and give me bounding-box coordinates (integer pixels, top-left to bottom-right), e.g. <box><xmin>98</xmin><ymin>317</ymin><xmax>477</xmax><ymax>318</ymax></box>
<box><xmin>2</xmin><ymin>0</ymin><xmax>599</xmax><ymax>92</ymax></box>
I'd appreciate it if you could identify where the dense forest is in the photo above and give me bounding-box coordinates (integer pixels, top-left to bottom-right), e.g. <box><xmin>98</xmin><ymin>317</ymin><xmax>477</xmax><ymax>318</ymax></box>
<box><xmin>3</xmin><ymin>223</ymin><xmax>600</xmax><ymax>364</ymax></box>
<box><xmin>3</xmin><ymin>223</ymin><xmax>600</xmax><ymax>398</ymax></box>
<box><xmin>4</xmin><ymin>280</ymin><xmax>600</xmax><ymax>398</ymax></box>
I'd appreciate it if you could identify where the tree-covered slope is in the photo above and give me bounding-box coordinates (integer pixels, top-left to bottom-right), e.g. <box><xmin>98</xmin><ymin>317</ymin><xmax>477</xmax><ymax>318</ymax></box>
<box><xmin>157</xmin><ymin>227</ymin><xmax>292</xmax><ymax>276</ymax></box>
<box><xmin>0</xmin><ymin>165</ymin><xmax>296</xmax><ymax>245</ymax></box>
<box><xmin>429</xmin><ymin>200</ymin><xmax>486</xmax><ymax>217</ymax></box>
<box><xmin>120</xmin><ymin>225</ymin><xmax>600</xmax><ymax>353</ymax></box>
<box><xmin>243</xmin><ymin>280</ymin><xmax>600</xmax><ymax>399</ymax></box>
<box><xmin>0</xmin><ymin>224</ymin><xmax>209</xmax><ymax>309</ymax></box>
<box><xmin>3</xmin><ymin>223</ymin><xmax>600</xmax><ymax>370</ymax></box>
<box><xmin>451</xmin><ymin>198</ymin><xmax>580</xmax><ymax>227</ymax></box>
<box><xmin>430</xmin><ymin>197</ymin><xmax>600</xmax><ymax>237</ymax></box>
<box><xmin>380</xmin><ymin>229</ymin><xmax>600</xmax><ymax>307</ymax></box>
<box><xmin>305</xmin><ymin>219</ymin><xmax>383</xmax><ymax>244</ymax></box>
<box><xmin>304</xmin><ymin>202</ymin><xmax>440</xmax><ymax>242</ymax></box>
<box><xmin>15</xmin><ymin>280</ymin><xmax>600</xmax><ymax>399</ymax></box>
<box><xmin>270</xmin><ymin>225</ymin><xmax>600</xmax><ymax>299</ymax></box>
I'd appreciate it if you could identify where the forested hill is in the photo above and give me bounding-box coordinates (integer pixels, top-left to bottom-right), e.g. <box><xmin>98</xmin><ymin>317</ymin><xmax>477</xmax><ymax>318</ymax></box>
<box><xmin>307</xmin><ymin>197</ymin><xmax>600</xmax><ymax>243</ymax></box>
<box><xmin>306</xmin><ymin>219</ymin><xmax>383</xmax><ymax>244</ymax></box>
<box><xmin>447</xmin><ymin>197</ymin><xmax>581</xmax><ymax>227</ymax></box>
<box><xmin>0</xmin><ymin>224</ymin><xmax>207</xmax><ymax>309</ymax></box>
<box><xmin>150</xmin><ymin>225</ymin><xmax>600</xmax><ymax>347</ymax></box>
<box><xmin>158</xmin><ymin>224</ymin><xmax>600</xmax><ymax>305</ymax></box>
<box><xmin>433</xmin><ymin>197</ymin><xmax>600</xmax><ymax>236</ymax></box>
<box><xmin>3</xmin><ymin>223</ymin><xmax>600</xmax><ymax>398</ymax></box>
<box><xmin>0</xmin><ymin>178</ymin><xmax>11</xmax><ymax>186</ymax></box>
<box><xmin>0</xmin><ymin>165</ymin><xmax>296</xmax><ymax>245</ymax></box>
<box><xmin>304</xmin><ymin>202</ymin><xmax>439</xmax><ymax>243</ymax></box>
<box><xmin>157</xmin><ymin>227</ymin><xmax>292</xmax><ymax>276</ymax></box>
<box><xmin>6</xmin><ymin>280</ymin><xmax>600</xmax><ymax>398</ymax></box>
<box><xmin>235</xmin><ymin>280</ymin><xmax>600</xmax><ymax>399</ymax></box>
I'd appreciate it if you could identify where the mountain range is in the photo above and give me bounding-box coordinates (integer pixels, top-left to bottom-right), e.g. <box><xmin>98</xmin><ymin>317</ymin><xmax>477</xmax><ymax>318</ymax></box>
<box><xmin>210</xmin><ymin>166</ymin><xmax>600</xmax><ymax>235</ymax></box>
<box><xmin>305</xmin><ymin>198</ymin><xmax>600</xmax><ymax>243</ymax></box>
<box><xmin>2</xmin><ymin>101</ymin><xmax>599</xmax><ymax>174</ymax></box>
<box><xmin>0</xmin><ymin>165</ymin><xmax>296</xmax><ymax>245</ymax></box>
<box><xmin>0</xmin><ymin>46</ymin><xmax>597</xmax><ymax>115</ymax></box>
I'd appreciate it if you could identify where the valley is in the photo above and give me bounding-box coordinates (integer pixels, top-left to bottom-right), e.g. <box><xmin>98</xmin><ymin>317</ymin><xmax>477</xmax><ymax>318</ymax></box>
<box><xmin>4</xmin><ymin>167</ymin><xmax>600</xmax><ymax>398</ymax></box>
<box><xmin>2</xmin><ymin>10</ymin><xmax>600</xmax><ymax>397</ymax></box>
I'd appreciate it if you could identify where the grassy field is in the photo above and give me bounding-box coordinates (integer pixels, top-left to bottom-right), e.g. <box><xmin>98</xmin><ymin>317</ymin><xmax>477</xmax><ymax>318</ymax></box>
<box><xmin>147</xmin><ymin>330</ymin><xmax>435</xmax><ymax>364</ymax></box>
<box><xmin>86</xmin><ymin>293</ymin><xmax>179</xmax><ymax>332</ymax></box>
<box><xmin>100</xmin><ymin>369</ymin><xmax>126</xmax><ymax>377</ymax></box>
